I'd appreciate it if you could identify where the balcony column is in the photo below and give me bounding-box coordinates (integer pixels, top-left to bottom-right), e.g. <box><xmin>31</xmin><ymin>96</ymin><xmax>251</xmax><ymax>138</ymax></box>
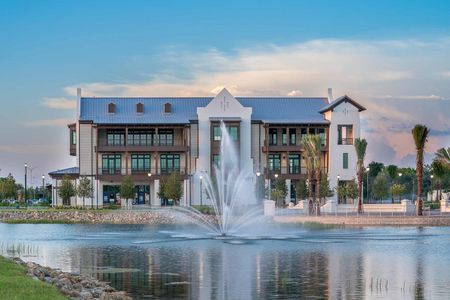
<box><xmin>155</xmin><ymin>127</ymin><xmax>159</xmax><ymax>146</ymax></box>
<box><xmin>286</xmin><ymin>151</ymin><xmax>289</xmax><ymax>175</ymax></box>
<box><xmin>125</xmin><ymin>127</ymin><xmax>129</xmax><ymax>175</ymax></box>
<box><xmin>155</xmin><ymin>152</ymin><xmax>159</xmax><ymax>175</ymax></box>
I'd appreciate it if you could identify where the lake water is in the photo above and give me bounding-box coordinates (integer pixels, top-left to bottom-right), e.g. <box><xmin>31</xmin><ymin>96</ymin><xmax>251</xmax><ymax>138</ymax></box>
<box><xmin>0</xmin><ymin>223</ymin><xmax>449</xmax><ymax>299</ymax></box>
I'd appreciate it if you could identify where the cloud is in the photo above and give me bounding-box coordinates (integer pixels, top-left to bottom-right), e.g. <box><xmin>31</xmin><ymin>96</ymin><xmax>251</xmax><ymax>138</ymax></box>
<box><xmin>42</xmin><ymin>97</ymin><xmax>76</xmax><ymax>109</ymax></box>
<box><xmin>22</xmin><ymin>119</ymin><xmax>73</xmax><ymax>127</ymax></box>
<box><xmin>58</xmin><ymin>37</ymin><xmax>450</xmax><ymax>166</ymax></box>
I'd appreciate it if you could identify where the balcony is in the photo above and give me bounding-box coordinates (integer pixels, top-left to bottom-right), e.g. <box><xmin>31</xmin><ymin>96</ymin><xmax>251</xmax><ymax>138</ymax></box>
<box><xmin>262</xmin><ymin>140</ymin><xmax>327</xmax><ymax>153</ymax></box>
<box><xmin>264</xmin><ymin>166</ymin><xmax>328</xmax><ymax>179</ymax></box>
<box><xmin>97</xmin><ymin>138</ymin><xmax>188</xmax><ymax>152</ymax></box>
<box><xmin>338</xmin><ymin>138</ymin><xmax>353</xmax><ymax>145</ymax></box>
<box><xmin>97</xmin><ymin>167</ymin><xmax>188</xmax><ymax>181</ymax></box>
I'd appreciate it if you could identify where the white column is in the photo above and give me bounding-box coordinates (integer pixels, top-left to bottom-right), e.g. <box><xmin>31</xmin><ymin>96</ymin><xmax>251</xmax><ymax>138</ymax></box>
<box><xmin>285</xmin><ymin>179</ymin><xmax>291</xmax><ymax>204</ymax></box>
<box><xmin>153</xmin><ymin>179</ymin><xmax>160</xmax><ymax>206</ymax></box>
<box><xmin>183</xmin><ymin>179</ymin><xmax>189</xmax><ymax>206</ymax></box>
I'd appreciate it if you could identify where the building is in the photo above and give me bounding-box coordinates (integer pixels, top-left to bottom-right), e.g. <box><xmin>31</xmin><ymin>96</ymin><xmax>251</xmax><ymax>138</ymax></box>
<box><xmin>49</xmin><ymin>88</ymin><xmax>366</xmax><ymax>207</ymax></box>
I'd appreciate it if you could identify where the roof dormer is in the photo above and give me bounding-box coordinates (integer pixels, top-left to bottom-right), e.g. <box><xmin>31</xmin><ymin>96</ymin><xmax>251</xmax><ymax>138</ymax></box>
<box><xmin>108</xmin><ymin>102</ymin><xmax>116</xmax><ymax>114</ymax></box>
<box><xmin>164</xmin><ymin>102</ymin><xmax>172</xmax><ymax>114</ymax></box>
<box><xmin>136</xmin><ymin>102</ymin><xmax>144</xmax><ymax>114</ymax></box>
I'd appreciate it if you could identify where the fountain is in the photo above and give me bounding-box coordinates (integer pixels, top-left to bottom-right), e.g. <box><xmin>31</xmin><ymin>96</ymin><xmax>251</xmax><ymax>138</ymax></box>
<box><xmin>174</xmin><ymin>122</ymin><xmax>265</xmax><ymax>237</ymax></box>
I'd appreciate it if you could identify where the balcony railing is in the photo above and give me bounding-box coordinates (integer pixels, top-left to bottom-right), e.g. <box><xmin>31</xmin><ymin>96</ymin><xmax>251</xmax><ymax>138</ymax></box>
<box><xmin>98</xmin><ymin>167</ymin><xmax>187</xmax><ymax>176</ymax></box>
<box><xmin>338</xmin><ymin>138</ymin><xmax>353</xmax><ymax>145</ymax></box>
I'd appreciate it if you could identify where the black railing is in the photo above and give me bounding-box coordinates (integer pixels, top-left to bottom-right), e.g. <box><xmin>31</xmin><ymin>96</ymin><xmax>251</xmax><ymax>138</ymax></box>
<box><xmin>338</xmin><ymin>138</ymin><xmax>353</xmax><ymax>145</ymax></box>
<box><xmin>98</xmin><ymin>167</ymin><xmax>187</xmax><ymax>176</ymax></box>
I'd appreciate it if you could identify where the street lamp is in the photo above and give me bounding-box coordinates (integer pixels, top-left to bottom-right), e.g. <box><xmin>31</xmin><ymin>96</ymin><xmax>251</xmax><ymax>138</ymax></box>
<box><xmin>24</xmin><ymin>163</ymin><xmax>28</xmax><ymax>207</ymax></box>
<box><xmin>256</xmin><ymin>171</ymin><xmax>261</xmax><ymax>177</ymax></box>
<box><xmin>199</xmin><ymin>175</ymin><xmax>203</xmax><ymax>206</ymax></box>
<box><xmin>147</xmin><ymin>173</ymin><xmax>152</xmax><ymax>206</ymax></box>
<box><xmin>337</xmin><ymin>175</ymin><xmax>341</xmax><ymax>203</ymax></box>
<box><xmin>365</xmin><ymin>167</ymin><xmax>370</xmax><ymax>203</ymax></box>
<box><xmin>41</xmin><ymin>175</ymin><xmax>45</xmax><ymax>200</ymax></box>
<box><xmin>274</xmin><ymin>173</ymin><xmax>279</xmax><ymax>178</ymax></box>
<box><xmin>430</xmin><ymin>174</ymin><xmax>435</xmax><ymax>201</ymax></box>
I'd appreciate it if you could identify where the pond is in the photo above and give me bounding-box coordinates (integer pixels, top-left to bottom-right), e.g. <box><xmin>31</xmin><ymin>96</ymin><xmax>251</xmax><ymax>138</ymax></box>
<box><xmin>0</xmin><ymin>223</ymin><xmax>449</xmax><ymax>299</ymax></box>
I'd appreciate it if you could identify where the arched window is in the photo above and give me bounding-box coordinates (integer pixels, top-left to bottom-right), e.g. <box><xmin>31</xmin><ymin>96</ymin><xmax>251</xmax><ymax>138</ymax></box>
<box><xmin>136</xmin><ymin>102</ymin><xmax>144</xmax><ymax>113</ymax></box>
<box><xmin>164</xmin><ymin>102</ymin><xmax>172</xmax><ymax>114</ymax></box>
<box><xmin>108</xmin><ymin>102</ymin><xmax>116</xmax><ymax>114</ymax></box>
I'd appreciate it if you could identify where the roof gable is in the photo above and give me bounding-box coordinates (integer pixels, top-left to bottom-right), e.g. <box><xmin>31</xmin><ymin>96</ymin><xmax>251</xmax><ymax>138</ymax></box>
<box><xmin>319</xmin><ymin>95</ymin><xmax>366</xmax><ymax>114</ymax></box>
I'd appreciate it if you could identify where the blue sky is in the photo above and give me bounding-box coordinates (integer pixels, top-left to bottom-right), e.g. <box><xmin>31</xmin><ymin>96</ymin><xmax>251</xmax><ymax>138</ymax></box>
<box><xmin>1</xmin><ymin>0</ymin><xmax>450</xmax><ymax>184</ymax></box>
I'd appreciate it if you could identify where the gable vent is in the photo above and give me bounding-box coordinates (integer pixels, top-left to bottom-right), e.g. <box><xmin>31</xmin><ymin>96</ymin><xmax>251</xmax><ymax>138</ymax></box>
<box><xmin>108</xmin><ymin>102</ymin><xmax>116</xmax><ymax>114</ymax></box>
<box><xmin>136</xmin><ymin>102</ymin><xmax>144</xmax><ymax>114</ymax></box>
<box><xmin>164</xmin><ymin>102</ymin><xmax>172</xmax><ymax>114</ymax></box>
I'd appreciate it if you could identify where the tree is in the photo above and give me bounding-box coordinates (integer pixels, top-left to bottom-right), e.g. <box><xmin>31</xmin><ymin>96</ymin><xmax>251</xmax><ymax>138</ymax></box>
<box><xmin>319</xmin><ymin>176</ymin><xmax>333</xmax><ymax>201</ymax></box>
<box><xmin>386</xmin><ymin>165</ymin><xmax>399</xmax><ymax>181</ymax></box>
<box><xmin>0</xmin><ymin>174</ymin><xmax>17</xmax><ymax>200</ymax></box>
<box><xmin>305</xmin><ymin>134</ymin><xmax>323</xmax><ymax>215</ymax></box>
<box><xmin>77</xmin><ymin>177</ymin><xmax>93</xmax><ymax>208</ymax></box>
<box><xmin>346</xmin><ymin>180</ymin><xmax>358</xmax><ymax>204</ymax></box>
<box><xmin>431</xmin><ymin>159</ymin><xmax>449</xmax><ymax>201</ymax></box>
<box><xmin>59</xmin><ymin>175</ymin><xmax>76</xmax><ymax>206</ymax></box>
<box><xmin>412</xmin><ymin>124</ymin><xmax>429</xmax><ymax>216</ymax></box>
<box><xmin>302</xmin><ymin>135</ymin><xmax>315</xmax><ymax>214</ymax></box>
<box><xmin>390</xmin><ymin>184</ymin><xmax>406</xmax><ymax>202</ymax></box>
<box><xmin>354</xmin><ymin>138</ymin><xmax>368</xmax><ymax>213</ymax></box>
<box><xmin>164</xmin><ymin>172</ymin><xmax>183</xmax><ymax>205</ymax></box>
<box><xmin>336</xmin><ymin>184</ymin><xmax>346</xmax><ymax>202</ymax></box>
<box><xmin>271</xmin><ymin>178</ymin><xmax>287</xmax><ymax>207</ymax></box>
<box><xmin>367</xmin><ymin>161</ymin><xmax>384</xmax><ymax>179</ymax></box>
<box><xmin>120</xmin><ymin>175</ymin><xmax>135</xmax><ymax>209</ymax></box>
<box><xmin>436</xmin><ymin>147</ymin><xmax>450</xmax><ymax>167</ymax></box>
<box><xmin>295</xmin><ymin>178</ymin><xmax>308</xmax><ymax>202</ymax></box>
<box><xmin>372</xmin><ymin>172</ymin><xmax>389</xmax><ymax>201</ymax></box>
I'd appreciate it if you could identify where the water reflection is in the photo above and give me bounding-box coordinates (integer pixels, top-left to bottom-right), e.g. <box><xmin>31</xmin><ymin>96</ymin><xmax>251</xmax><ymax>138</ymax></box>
<box><xmin>1</xmin><ymin>224</ymin><xmax>450</xmax><ymax>299</ymax></box>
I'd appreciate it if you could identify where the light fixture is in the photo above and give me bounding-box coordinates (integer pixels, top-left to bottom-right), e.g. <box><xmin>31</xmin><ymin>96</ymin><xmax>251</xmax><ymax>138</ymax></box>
<box><xmin>199</xmin><ymin>175</ymin><xmax>203</xmax><ymax>180</ymax></box>
<box><xmin>147</xmin><ymin>173</ymin><xmax>152</xmax><ymax>177</ymax></box>
<box><xmin>24</xmin><ymin>163</ymin><xmax>27</xmax><ymax>168</ymax></box>
<box><xmin>256</xmin><ymin>171</ymin><xmax>261</xmax><ymax>177</ymax></box>
<box><xmin>431</xmin><ymin>175</ymin><xmax>434</xmax><ymax>179</ymax></box>
<box><xmin>398</xmin><ymin>173</ymin><xmax>403</xmax><ymax>177</ymax></box>
<box><xmin>274</xmin><ymin>173</ymin><xmax>279</xmax><ymax>178</ymax></box>
<box><xmin>366</xmin><ymin>167</ymin><xmax>370</xmax><ymax>172</ymax></box>
<box><xmin>42</xmin><ymin>175</ymin><xmax>45</xmax><ymax>180</ymax></box>
<box><xmin>337</xmin><ymin>175</ymin><xmax>341</xmax><ymax>180</ymax></box>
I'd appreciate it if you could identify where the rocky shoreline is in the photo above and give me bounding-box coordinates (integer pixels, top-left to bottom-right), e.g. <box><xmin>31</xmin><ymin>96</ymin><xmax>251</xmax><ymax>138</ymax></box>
<box><xmin>0</xmin><ymin>209</ymin><xmax>198</xmax><ymax>224</ymax></box>
<box><xmin>7</xmin><ymin>257</ymin><xmax>132</xmax><ymax>299</ymax></box>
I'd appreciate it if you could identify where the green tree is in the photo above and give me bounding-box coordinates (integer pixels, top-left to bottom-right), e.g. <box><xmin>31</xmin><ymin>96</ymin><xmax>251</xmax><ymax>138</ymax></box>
<box><xmin>77</xmin><ymin>177</ymin><xmax>93</xmax><ymax>208</ymax></box>
<box><xmin>272</xmin><ymin>177</ymin><xmax>287</xmax><ymax>207</ymax></box>
<box><xmin>0</xmin><ymin>174</ymin><xmax>17</xmax><ymax>200</ymax></box>
<box><xmin>336</xmin><ymin>184</ymin><xmax>347</xmax><ymax>202</ymax></box>
<box><xmin>319</xmin><ymin>176</ymin><xmax>333</xmax><ymax>200</ymax></box>
<box><xmin>302</xmin><ymin>135</ymin><xmax>315</xmax><ymax>214</ymax></box>
<box><xmin>120</xmin><ymin>175</ymin><xmax>135</xmax><ymax>209</ymax></box>
<box><xmin>354</xmin><ymin>138</ymin><xmax>368</xmax><ymax>213</ymax></box>
<box><xmin>436</xmin><ymin>147</ymin><xmax>450</xmax><ymax>168</ymax></box>
<box><xmin>367</xmin><ymin>161</ymin><xmax>384</xmax><ymax>179</ymax></box>
<box><xmin>386</xmin><ymin>165</ymin><xmax>399</xmax><ymax>181</ymax></box>
<box><xmin>372</xmin><ymin>172</ymin><xmax>389</xmax><ymax>201</ymax></box>
<box><xmin>164</xmin><ymin>172</ymin><xmax>183</xmax><ymax>205</ymax></box>
<box><xmin>412</xmin><ymin>124</ymin><xmax>429</xmax><ymax>216</ymax></box>
<box><xmin>346</xmin><ymin>180</ymin><xmax>358</xmax><ymax>204</ymax></box>
<box><xmin>431</xmin><ymin>159</ymin><xmax>449</xmax><ymax>201</ymax></box>
<box><xmin>295</xmin><ymin>178</ymin><xmax>308</xmax><ymax>202</ymax></box>
<box><xmin>305</xmin><ymin>134</ymin><xmax>323</xmax><ymax>215</ymax></box>
<box><xmin>59</xmin><ymin>175</ymin><xmax>76</xmax><ymax>206</ymax></box>
<box><xmin>390</xmin><ymin>184</ymin><xmax>406</xmax><ymax>202</ymax></box>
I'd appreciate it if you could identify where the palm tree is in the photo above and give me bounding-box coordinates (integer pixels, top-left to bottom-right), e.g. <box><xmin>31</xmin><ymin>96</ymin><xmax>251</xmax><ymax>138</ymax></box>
<box><xmin>354</xmin><ymin>138</ymin><xmax>368</xmax><ymax>214</ymax></box>
<box><xmin>302</xmin><ymin>136</ymin><xmax>314</xmax><ymax>215</ymax></box>
<box><xmin>306</xmin><ymin>135</ymin><xmax>323</xmax><ymax>215</ymax></box>
<box><xmin>411</xmin><ymin>124</ymin><xmax>429</xmax><ymax>216</ymax></box>
<box><xmin>436</xmin><ymin>147</ymin><xmax>450</xmax><ymax>168</ymax></box>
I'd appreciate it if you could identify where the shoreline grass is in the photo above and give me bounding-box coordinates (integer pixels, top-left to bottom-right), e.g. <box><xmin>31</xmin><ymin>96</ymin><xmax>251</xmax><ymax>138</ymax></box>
<box><xmin>0</xmin><ymin>256</ymin><xmax>66</xmax><ymax>300</ymax></box>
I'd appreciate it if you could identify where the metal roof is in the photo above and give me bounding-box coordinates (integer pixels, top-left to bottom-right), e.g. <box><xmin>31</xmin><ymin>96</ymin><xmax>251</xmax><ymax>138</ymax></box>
<box><xmin>79</xmin><ymin>97</ymin><xmax>330</xmax><ymax>124</ymax></box>
<box><xmin>48</xmin><ymin>167</ymin><xmax>79</xmax><ymax>177</ymax></box>
<box><xmin>319</xmin><ymin>95</ymin><xmax>366</xmax><ymax>113</ymax></box>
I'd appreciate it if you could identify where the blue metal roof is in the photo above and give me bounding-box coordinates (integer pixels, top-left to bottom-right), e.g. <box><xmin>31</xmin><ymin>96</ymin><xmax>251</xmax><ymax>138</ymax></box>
<box><xmin>48</xmin><ymin>167</ymin><xmax>79</xmax><ymax>177</ymax></box>
<box><xmin>79</xmin><ymin>97</ymin><xmax>329</xmax><ymax>124</ymax></box>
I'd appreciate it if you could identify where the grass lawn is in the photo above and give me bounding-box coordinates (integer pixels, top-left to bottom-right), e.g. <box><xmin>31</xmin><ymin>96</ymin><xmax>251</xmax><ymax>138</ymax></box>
<box><xmin>0</xmin><ymin>256</ymin><xmax>66</xmax><ymax>300</ymax></box>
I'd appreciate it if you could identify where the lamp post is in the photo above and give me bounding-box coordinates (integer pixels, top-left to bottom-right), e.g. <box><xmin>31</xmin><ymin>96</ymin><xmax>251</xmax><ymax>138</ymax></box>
<box><xmin>337</xmin><ymin>175</ymin><xmax>341</xmax><ymax>204</ymax></box>
<box><xmin>147</xmin><ymin>172</ymin><xmax>152</xmax><ymax>207</ymax></box>
<box><xmin>366</xmin><ymin>167</ymin><xmax>370</xmax><ymax>203</ymax></box>
<box><xmin>41</xmin><ymin>175</ymin><xmax>45</xmax><ymax>200</ymax></box>
<box><xmin>24</xmin><ymin>163</ymin><xmax>28</xmax><ymax>207</ymax></box>
<box><xmin>430</xmin><ymin>174</ymin><xmax>434</xmax><ymax>202</ymax></box>
<box><xmin>199</xmin><ymin>175</ymin><xmax>203</xmax><ymax>206</ymax></box>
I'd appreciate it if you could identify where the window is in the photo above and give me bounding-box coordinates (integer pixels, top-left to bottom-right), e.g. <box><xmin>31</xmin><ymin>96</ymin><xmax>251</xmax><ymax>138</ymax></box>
<box><xmin>71</xmin><ymin>130</ymin><xmax>76</xmax><ymax>145</ymax></box>
<box><xmin>269</xmin><ymin>129</ymin><xmax>277</xmax><ymax>145</ymax></box>
<box><xmin>212</xmin><ymin>154</ymin><xmax>220</xmax><ymax>168</ymax></box>
<box><xmin>213</xmin><ymin>126</ymin><xmax>238</xmax><ymax>141</ymax></box>
<box><xmin>158</xmin><ymin>129</ymin><xmax>173</xmax><ymax>146</ymax></box>
<box><xmin>164</xmin><ymin>102</ymin><xmax>172</xmax><ymax>114</ymax></box>
<box><xmin>289</xmin><ymin>128</ymin><xmax>296</xmax><ymax>145</ymax></box>
<box><xmin>128</xmin><ymin>130</ymin><xmax>154</xmax><ymax>146</ymax></box>
<box><xmin>300</xmin><ymin>128</ymin><xmax>307</xmax><ymax>142</ymax></box>
<box><xmin>102</xmin><ymin>154</ymin><xmax>121</xmax><ymax>174</ymax></box>
<box><xmin>268</xmin><ymin>154</ymin><xmax>281</xmax><ymax>172</ymax></box>
<box><xmin>282</xmin><ymin>129</ymin><xmax>287</xmax><ymax>145</ymax></box>
<box><xmin>136</xmin><ymin>103</ymin><xmax>144</xmax><ymax>113</ymax></box>
<box><xmin>289</xmin><ymin>154</ymin><xmax>300</xmax><ymax>174</ymax></box>
<box><xmin>338</xmin><ymin>125</ymin><xmax>353</xmax><ymax>145</ymax></box>
<box><xmin>319</xmin><ymin>128</ymin><xmax>326</xmax><ymax>146</ymax></box>
<box><xmin>228</xmin><ymin>126</ymin><xmax>238</xmax><ymax>141</ymax></box>
<box><xmin>107</xmin><ymin>130</ymin><xmax>125</xmax><ymax>146</ymax></box>
<box><xmin>160</xmin><ymin>154</ymin><xmax>180</xmax><ymax>174</ymax></box>
<box><xmin>108</xmin><ymin>103</ymin><xmax>116</xmax><ymax>114</ymax></box>
<box><xmin>131</xmin><ymin>154</ymin><xmax>151</xmax><ymax>173</ymax></box>
<box><xmin>309</xmin><ymin>128</ymin><xmax>316</xmax><ymax>135</ymax></box>
<box><xmin>343</xmin><ymin>153</ymin><xmax>349</xmax><ymax>169</ymax></box>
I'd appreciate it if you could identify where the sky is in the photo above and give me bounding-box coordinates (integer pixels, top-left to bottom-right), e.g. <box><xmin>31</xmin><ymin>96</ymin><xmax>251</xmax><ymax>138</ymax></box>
<box><xmin>0</xmin><ymin>0</ymin><xmax>449</xmax><ymax>185</ymax></box>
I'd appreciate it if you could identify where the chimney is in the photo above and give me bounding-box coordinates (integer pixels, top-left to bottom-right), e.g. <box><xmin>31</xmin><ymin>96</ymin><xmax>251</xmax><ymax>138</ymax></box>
<box><xmin>76</xmin><ymin>88</ymin><xmax>82</xmax><ymax>119</ymax></box>
<box><xmin>327</xmin><ymin>88</ymin><xmax>333</xmax><ymax>103</ymax></box>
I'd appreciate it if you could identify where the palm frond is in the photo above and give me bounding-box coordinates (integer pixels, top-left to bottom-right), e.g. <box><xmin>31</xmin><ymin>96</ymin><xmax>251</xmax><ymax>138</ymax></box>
<box><xmin>436</xmin><ymin>147</ymin><xmax>450</xmax><ymax>167</ymax></box>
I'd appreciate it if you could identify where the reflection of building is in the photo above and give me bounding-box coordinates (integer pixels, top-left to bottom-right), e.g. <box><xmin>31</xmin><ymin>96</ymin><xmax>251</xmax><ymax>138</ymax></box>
<box><xmin>49</xmin><ymin>87</ymin><xmax>365</xmax><ymax>207</ymax></box>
